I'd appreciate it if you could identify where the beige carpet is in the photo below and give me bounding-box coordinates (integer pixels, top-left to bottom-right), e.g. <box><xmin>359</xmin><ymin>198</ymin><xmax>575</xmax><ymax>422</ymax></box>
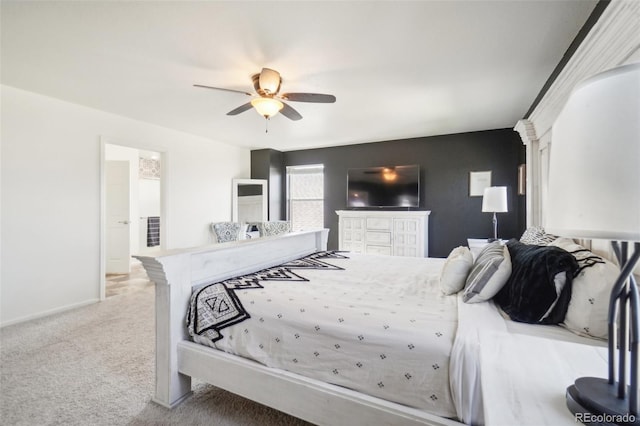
<box><xmin>0</xmin><ymin>284</ymin><xmax>312</xmax><ymax>426</ymax></box>
<box><xmin>105</xmin><ymin>260</ymin><xmax>153</xmax><ymax>298</ymax></box>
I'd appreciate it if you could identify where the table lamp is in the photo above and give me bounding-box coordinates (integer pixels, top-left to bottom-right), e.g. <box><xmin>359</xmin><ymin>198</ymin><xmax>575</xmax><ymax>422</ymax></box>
<box><xmin>546</xmin><ymin>62</ymin><xmax>640</xmax><ymax>424</ymax></box>
<box><xmin>482</xmin><ymin>186</ymin><xmax>508</xmax><ymax>241</ymax></box>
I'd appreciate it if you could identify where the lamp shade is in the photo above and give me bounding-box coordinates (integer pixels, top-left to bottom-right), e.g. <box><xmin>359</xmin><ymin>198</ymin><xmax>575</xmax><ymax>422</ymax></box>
<box><xmin>251</xmin><ymin>97</ymin><xmax>284</xmax><ymax>118</ymax></box>
<box><xmin>546</xmin><ymin>63</ymin><xmax>640</xmax><ymax>241</ymax></box>
<box><xmin>482</xmin><ymin>186</ymin><xmax>508</xmax><ymax>213</ymax></box>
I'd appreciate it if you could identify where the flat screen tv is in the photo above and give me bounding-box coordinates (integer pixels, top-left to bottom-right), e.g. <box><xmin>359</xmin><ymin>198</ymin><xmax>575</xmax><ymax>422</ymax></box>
<box><xmin>347</xmin><ymin>165</ymin><xmax>420</xmax><ymax>208</ymax></box>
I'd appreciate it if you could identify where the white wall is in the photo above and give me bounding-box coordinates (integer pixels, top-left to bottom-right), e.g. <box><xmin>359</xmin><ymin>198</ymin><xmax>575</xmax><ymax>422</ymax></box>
<box><xmin>0</xmin><ymin>85</ymin><xmax>250</xmax><ymax>326</ymax></box>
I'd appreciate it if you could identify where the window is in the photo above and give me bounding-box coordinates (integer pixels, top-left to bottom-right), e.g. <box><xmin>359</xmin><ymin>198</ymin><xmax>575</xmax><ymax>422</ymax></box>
<box><xmin>286</xmin><ymin>164</ymin><xmax>324</xmax><ymax>231</ymax></box>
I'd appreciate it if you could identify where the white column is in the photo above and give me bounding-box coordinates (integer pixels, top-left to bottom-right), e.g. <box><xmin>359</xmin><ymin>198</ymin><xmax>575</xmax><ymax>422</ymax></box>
<box><xmin>514</xmin><ymin>119</ymin><xmax>539</xmax><ymax>228</ymax></box>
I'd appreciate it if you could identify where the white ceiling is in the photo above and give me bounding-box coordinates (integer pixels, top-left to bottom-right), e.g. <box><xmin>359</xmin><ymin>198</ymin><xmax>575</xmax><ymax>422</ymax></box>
<box><xmin>1</xmin><ymin>1</ymin><xmax>598</xmax><ymax>151</ymax></box>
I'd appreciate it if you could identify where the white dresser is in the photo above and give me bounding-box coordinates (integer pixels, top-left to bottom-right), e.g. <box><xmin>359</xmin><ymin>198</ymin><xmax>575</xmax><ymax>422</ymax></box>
<box><xmin>336</xmin><ymin>210</ymin><xmax>430</xmax><ymax>257</ymax></box>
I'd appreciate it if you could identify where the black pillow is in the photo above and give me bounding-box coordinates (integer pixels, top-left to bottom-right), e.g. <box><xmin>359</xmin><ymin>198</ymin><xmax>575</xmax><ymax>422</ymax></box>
<box><xmin>494</xmin><ymin>239</ymin><xmax>579</xmax><ymax>324</ymax></box>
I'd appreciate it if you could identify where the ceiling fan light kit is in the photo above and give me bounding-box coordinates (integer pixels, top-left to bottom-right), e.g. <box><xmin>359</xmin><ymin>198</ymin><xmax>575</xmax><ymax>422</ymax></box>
<box><xmin>250</xmin><ymin>97</ymin><xmax>284</xmax><ymax>119</ymax></box>
<box><xmin>194</xmin><ymin>67</ymin><xmax>336</xmax><ymax>127</ymax></box>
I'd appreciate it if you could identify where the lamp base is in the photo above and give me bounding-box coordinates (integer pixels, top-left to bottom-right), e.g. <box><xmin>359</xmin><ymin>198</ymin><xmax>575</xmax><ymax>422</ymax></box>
<box><xmin>567</xmin><ymin>377</ymin><xmax>639</xmax><ymax>425</ymax></box>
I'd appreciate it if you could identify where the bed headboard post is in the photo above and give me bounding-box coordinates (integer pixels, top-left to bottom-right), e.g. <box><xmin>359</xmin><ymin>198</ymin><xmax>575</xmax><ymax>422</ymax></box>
<box><xmin>134</xmin><ymin>253</ymin><xmax>193</xmax><ymax>408</ymax></box>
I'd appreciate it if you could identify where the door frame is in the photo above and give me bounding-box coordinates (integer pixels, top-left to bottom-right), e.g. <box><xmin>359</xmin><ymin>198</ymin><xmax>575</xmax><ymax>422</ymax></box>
<box><xmin>99</xmin><ymin>137</ymin><xmax>167</xmax><ymax>300</ymax></box>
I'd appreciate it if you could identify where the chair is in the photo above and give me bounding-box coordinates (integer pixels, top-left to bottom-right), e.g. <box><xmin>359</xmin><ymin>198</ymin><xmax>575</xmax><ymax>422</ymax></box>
<box><xmin>211</xmin><ymin>222</ymin><xmax>242</xmax><ymax>243</ymax></box>
<box><xmin>257</xmin><ymin>221</ymin><xmax>291</xmax><ymax>237</ymax></box>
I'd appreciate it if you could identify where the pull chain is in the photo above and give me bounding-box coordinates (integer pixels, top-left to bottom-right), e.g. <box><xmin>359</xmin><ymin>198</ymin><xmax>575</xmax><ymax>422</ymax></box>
<box><xmin>264</xmin><ymin>116</ymin><xmax>270</xmax><ymax>133</ymax></box>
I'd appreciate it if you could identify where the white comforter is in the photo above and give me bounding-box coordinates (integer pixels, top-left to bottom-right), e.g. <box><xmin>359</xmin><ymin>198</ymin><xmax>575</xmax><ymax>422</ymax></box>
<box><xmin>189</xmin><ymin>252</ymin><xmax>458</xmax><ymax>418</ymax></box>
<box><xmin>188</xmin><ymin>250</ymin><xmax>589</xmax><ymax>424</ymax></box>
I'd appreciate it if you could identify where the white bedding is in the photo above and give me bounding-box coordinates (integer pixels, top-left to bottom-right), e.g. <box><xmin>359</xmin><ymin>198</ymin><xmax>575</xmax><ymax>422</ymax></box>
<box><xmin>479</xmin><ymin>331</ymin><xmax>608</xmax><ymax>426</ymax></box>
<box><xmin>188</xmin><ymin>251</ymin><xmax>458</xmax><ymax>418</ymax></box>
<box><xmin>449</xmin><ymin>296</ymin><xmax>607</xmax><ymax>425</ymax></box>
<box><xmin>449</xmin><ymin>294</ymin><xmax>507</xmax><ymax>424</ymax></box>
<box><xmin>503</xmin><ymin>315</ymin><xmax>607</xmax><ymax>347</ymax></box>
<box><xmin>186</xmin><ymin>249</ymin><xmax>607</xmax><ymax>425</ymax></box>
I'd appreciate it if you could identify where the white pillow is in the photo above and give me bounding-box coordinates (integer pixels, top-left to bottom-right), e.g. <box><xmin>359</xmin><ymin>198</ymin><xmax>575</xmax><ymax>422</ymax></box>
<box><xmin>440</xmin><ymin>246</ymin><xmax>474</xmax><ymax>295</ymax></box>
<box><xmin>463</xmin><ymin>243</ymin><xmax>512</xmax><ymax>303</ymax></box>
<box><xmin>550</xmin><ymin>238</ymin><xmax>619</xmax><ymax>339</ymax></box>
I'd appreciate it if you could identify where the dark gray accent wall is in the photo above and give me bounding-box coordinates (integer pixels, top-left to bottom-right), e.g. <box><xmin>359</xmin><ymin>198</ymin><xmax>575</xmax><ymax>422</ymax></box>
<box><xmin>251</xmin><ymin>149</ymin><xmax>285</xmax><ymax>220</ymax></box>
<box><xmin>253</xmin><ymin>128</ymin><xmax>525</xmax><ymax>258</ymax></box>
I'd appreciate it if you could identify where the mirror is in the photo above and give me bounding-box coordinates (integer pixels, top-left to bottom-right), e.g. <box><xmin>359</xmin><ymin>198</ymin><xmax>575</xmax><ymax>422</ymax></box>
<box><xmin>232</xmin><ymin>178</ymin><xmax>268</xmax><ymax>224</ymax></box>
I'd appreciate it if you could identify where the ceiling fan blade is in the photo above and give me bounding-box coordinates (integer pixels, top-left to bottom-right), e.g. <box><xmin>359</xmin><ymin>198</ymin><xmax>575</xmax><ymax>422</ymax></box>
<box><xmin>259</xmin><ymin>68</ymin><xmax>282</xmax><ymax>95</ymax></box>
<box><xmin>280</xmin><ymin>93</ymin><xmax>336</xmax><ymax>103</ymax></box>
<box><xmin>194</xmin><ymin>84</ymin><xmax>252</xmax><ymax>97</ymax></box>
<box><xmin>227</xmin><ymin>102</ymin><xmax>253</xmax><ymax>116</ymax></box>
<box><xmin>280</xmin><ymin>102</ymin><xmax>302</xmax><ymax>121</ymax></box>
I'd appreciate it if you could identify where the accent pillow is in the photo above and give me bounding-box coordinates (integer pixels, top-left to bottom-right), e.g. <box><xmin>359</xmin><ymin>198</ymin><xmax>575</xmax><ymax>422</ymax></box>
<box><xmin>494</xmin><ymin>239</ymin><xmax>578</xmax><ymax>324</ymax></box>
<box><xmin>211</xmin><ymin>222</ymin><xmax>242</xmax><ymax>243</ymax></box>
<box><xmin>257</xmin><ymin>221</ymin><xmax>291</xmax><ymax>237</ymax></box>
<box><xmin>519</xmin><ymin>226</ymin><xmax>558</xmax><ymax>246</ymax></box>
<box><xmin>550</xmin><ymin>238</ymin><xmax>620</xmax><ymax>339</ymax></box>
<box><xmin>440</xmin><ymin>246</ymin><xmax>474</xmax><ymax>295</ymax></box>
<box><xmin>463</xmin><ymin>242</ymin><xmax>512</xmax><ymax>303</ymax></box>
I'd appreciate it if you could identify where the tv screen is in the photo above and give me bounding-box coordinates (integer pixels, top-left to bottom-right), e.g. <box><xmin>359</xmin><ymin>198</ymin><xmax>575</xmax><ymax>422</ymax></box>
<box><xmin>347</xmin><ymin>165</ymin><xmax>420</xmax><ymax>208</ymax></box>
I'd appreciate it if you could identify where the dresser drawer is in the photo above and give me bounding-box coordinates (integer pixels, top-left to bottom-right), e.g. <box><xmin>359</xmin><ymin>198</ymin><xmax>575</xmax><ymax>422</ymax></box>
<box><xmin>366</xmin><ymin>231</ymin><xmax>391</xmax><ymax>245</ymax></box>
<box><xmin>394</xmin><ymin>246</ymin><xmax>419</xmax><ymax>257</ymax></box>
<box><xmin>366</xmin><ymin>217</ymin><xmax>392</xmax><ymax>231</ymax></box>
<box><xmin>344</xmin><ymin>229</ymin><xmax>365</xmax><ymax>242</ymax></box>
<box><xmin>394</xmin><ymin>233</ymin><xmax>418</xmax><ymax>247</ymax></box>
<box><xmin>343</xmin><ymin>242</ymin><xmax>364</xmax><ymax>253</ymax></box>
<box><xmin>365</xmin><ymin>245</ymin><xmax>392</xmax><ymax>256</ymax></box>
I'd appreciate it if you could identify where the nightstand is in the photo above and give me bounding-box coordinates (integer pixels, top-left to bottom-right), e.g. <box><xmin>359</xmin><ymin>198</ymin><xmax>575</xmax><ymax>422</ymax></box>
<box><xmin>467</xmin><ymin>238</ymin><xmax>506</xmax><ymax>260</ymax></box>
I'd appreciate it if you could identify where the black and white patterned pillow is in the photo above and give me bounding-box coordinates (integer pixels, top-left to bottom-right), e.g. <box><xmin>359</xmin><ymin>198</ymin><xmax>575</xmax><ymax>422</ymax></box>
<box><xmin>212</xmin><ymin>222</ymin><xmax>242</xmax><ymax>243</ymax></box>
<box><xmin>519</xmin><ymin>226</ymin><xmax>558</xmax><ymax>246</ymax></box>
<box><xmin>258</xmin><ymin>221</ymin><xmax>291</xmax><ymax>237</ymax></box>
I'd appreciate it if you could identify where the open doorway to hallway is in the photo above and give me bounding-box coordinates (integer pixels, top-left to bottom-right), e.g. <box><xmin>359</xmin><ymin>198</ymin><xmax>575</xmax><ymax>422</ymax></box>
<box><xmin>104</xmin><ymin>143</ymin><xmax>162</xmax><ymax>298</ymax></box>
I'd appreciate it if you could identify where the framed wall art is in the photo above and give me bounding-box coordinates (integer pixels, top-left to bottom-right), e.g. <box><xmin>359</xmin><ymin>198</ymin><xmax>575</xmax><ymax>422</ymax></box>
<box><xmin>518</xmin><ymin>164</ymin><xmax>526</xmax><ymax>195</ymax></box>
<box><xmin>469</xmin><ymin>170</ymin><xmax>492</xmax><ymax>197</ymax></box>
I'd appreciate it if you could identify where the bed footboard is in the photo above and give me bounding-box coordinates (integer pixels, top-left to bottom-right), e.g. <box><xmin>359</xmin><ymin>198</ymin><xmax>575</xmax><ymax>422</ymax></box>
<box><xmin>134</xmin><ymin>229</ymin><xmax>329</xmax><ymax>408</ymax></box>
<box><xmin>178</xmin><ymin>340</ymin><xmax>460</xmax><ymax>426</ymax></box>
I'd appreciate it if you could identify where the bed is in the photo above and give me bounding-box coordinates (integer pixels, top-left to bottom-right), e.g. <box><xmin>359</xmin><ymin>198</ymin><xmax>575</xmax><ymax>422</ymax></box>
<box><xmin>134</xmin><ymin>228</ymin><xmax>608</xmax><ymax>426</ymax></box>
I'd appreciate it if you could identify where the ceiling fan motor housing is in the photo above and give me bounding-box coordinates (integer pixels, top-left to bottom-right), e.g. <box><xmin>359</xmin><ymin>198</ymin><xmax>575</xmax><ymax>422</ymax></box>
<box><xmin>252</xmin><ymin>68</ymin><xmax>282</xmax><ymax>97</ymax></box>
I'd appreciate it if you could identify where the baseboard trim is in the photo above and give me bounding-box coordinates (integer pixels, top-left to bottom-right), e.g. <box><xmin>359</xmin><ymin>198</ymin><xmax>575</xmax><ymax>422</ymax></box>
<box><xmin>0</xmin><ymin>298</ymin><xmax>100</xmax><ymax>328</ymax></box>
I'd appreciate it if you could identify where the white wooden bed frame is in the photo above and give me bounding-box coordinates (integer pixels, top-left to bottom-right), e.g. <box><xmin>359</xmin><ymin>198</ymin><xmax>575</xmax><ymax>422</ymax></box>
<box><xmin>135</xmin><ymin>229</ymin><xmax>460</xmax><ymax>426</ymax></box>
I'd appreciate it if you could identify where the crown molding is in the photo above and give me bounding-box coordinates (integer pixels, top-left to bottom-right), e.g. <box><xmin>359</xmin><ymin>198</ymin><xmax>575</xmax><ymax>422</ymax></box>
<box><xmin>528</xmin><ymin>0</ymin><xmax>640</xmax><ymax>137</ymax></box>
<box><xmin>514</xmin><ymin>119</ymin><xmax>538</xmax><ymax>146</ymax></box>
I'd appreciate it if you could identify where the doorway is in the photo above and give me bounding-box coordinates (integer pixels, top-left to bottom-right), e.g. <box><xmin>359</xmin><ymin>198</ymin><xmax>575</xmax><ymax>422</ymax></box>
<box><xmin>102</xmin><ymin>142</ymin><xmax>164</xmax><ymax>299</ymax></box>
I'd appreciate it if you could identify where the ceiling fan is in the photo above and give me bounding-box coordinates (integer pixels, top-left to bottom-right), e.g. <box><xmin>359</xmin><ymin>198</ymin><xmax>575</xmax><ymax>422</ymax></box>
<box><xmin>194</xmin><ymin>68</ymin><xmax>336</xmax><ymax>122</ymax></box>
